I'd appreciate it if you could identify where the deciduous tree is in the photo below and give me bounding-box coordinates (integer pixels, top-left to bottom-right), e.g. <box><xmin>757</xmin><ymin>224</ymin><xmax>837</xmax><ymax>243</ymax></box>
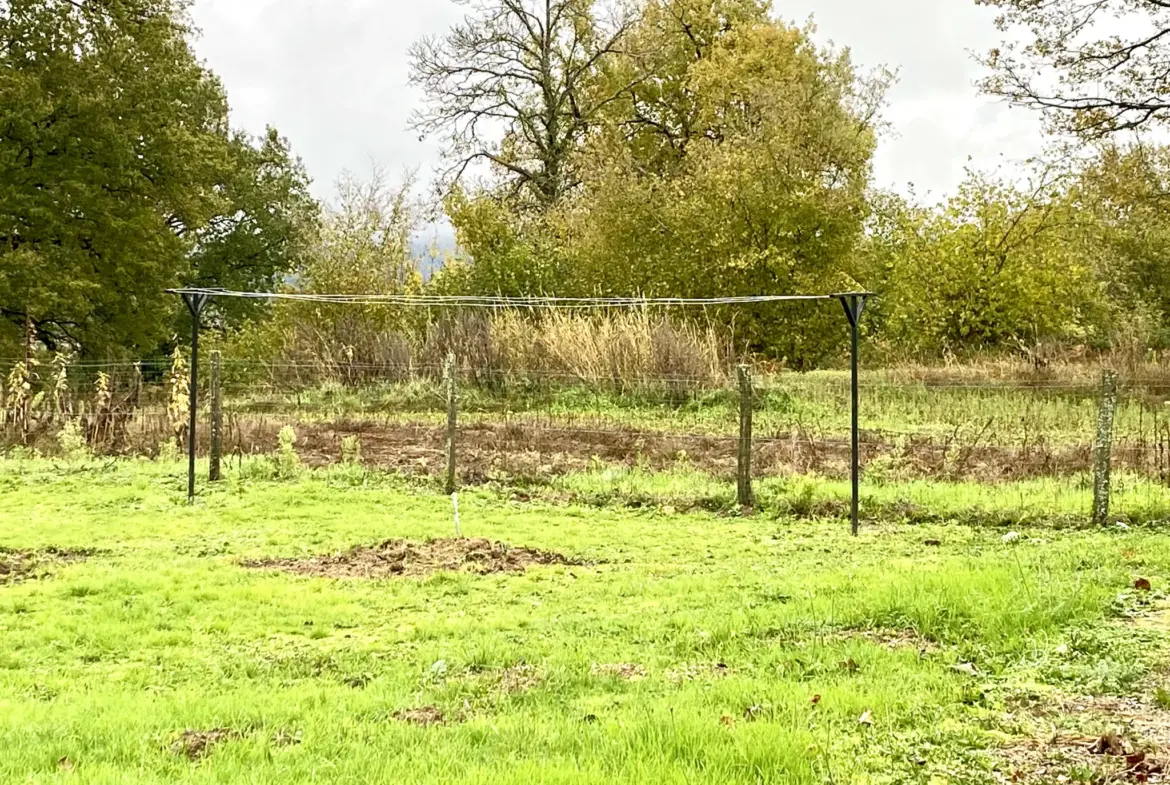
<box><xmin>0</xmin><ymin>0</ymin><xmax>317</xmax><ymax>357</ymax></box>
<box><xmin>1073</xmin><ymin>143</ymin><xmax>1170</xmax><ymax>345</ymax></box>
<box><xmin>861</xmin><ymin>169</ymin><xmax>1103</xmax><ymax>356</ymax></box>
<box><xmin>409</xmin><ymin>0</ymin><xmax>634</xmax><ymax>206</ymax></box>
<box><xmin>186</xmin><ymin>128</ymin><xmax>319</xmax><ymax>331</ymax></box>
<box><xmin>566</xmin><ymin>8</ymin><xmax>889</xmax><ymax>363</ymax></box>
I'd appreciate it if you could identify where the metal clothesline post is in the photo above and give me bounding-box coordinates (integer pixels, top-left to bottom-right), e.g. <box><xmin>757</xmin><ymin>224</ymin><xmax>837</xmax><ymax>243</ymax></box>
<box><xmin>839</xmin><ymin>294</ymin><xmax>868</xmax><ymax>537</ymax></box>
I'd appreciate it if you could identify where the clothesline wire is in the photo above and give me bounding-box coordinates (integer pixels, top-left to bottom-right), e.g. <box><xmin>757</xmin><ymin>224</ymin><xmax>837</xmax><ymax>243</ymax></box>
<box><xmin>166</xmin><ymin>288</ymin><xmax>873</xmax><ymax>309</ymax></box>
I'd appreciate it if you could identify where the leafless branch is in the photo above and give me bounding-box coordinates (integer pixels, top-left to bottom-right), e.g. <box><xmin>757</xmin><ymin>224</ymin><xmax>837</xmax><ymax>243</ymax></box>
<box><xmin>409</xmin><ymin>0</ymin><xmax>633</xmax><ymax>205</ymax></box>
<box><xmin>980</xmin><ymin>0</ymin><xmax>1170</xmax><ymax>137</ymax></box>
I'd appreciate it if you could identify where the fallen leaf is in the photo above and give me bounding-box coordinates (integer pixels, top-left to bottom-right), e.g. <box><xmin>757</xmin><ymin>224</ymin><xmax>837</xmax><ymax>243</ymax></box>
<box><xmin>951</xmin><ymin>662</ymin><xmax>979</xmax><ymax>677</ymax></box>
<box><xmin>743</xmin><ymin>705</ymin><xmax>766</xmax><ymax>720</ymax></box>
<box><xmin>1135</xmin><ymin>578</ymin><xmax>1153</xmax><ymax>592</ymax></box>
<box><xmin>859</xmin><ymin>710</ymin><xmax>873</xmax><ymax>726</ymax></box>
<box><xmin>1125</xmin><ymin>750</ymin><xmax>1165</xmax><ymax>778</ymax></box>
<box><xmin>1088</xmin><ymin>733</ymin><xmax>1127</xmax><ymax>756</ymax></box>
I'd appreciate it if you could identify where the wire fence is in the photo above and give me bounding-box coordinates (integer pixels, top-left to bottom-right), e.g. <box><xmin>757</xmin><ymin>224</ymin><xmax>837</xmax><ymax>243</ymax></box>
<box><xmin>2</xmin><ymin>356</ymin><xmax>1168</xmax><ymax>525</ymax></box>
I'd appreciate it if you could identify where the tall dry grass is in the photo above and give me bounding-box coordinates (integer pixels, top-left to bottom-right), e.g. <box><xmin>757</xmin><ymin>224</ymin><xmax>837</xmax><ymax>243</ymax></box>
<box><xmin>231</xmin><ymin>307</ymin><xmax>736</xmax><ymax>392</ymax></box>
<box><xmin>423</xmin><ymin>310</ymin><xmax>733</xmax><ymax>391</ymax></box>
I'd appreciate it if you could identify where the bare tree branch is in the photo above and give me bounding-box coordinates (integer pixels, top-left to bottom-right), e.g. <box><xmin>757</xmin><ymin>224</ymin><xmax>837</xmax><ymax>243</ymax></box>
<box><xmin>980</xmin><ymin>0</ymin><xmax>1170</xmax><ymax>138</ymax></box>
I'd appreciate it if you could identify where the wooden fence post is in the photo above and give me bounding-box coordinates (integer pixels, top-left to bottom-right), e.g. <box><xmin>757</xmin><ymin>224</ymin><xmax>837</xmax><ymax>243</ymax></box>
<box><xmin>445</xmin><ymin>353</ymin><xmax>458</xmax><ymax>496</ymax></box>
<box><xmin>737</xmin><ymin>364</ymin><xmax>754</xmax><ymax>510</ymax></box>
<box><xmin>1093</xmin><ymin>370</ymin><xmax>1119</xmax><ymax>526</ymax></box>
<box><xmin>209</xmin><ymin>350</ymin><xmax>223</xmax><ymax>482</ymax></box>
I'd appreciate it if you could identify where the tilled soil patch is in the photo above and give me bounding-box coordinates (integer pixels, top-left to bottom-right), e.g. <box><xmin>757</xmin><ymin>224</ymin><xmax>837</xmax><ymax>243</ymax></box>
<box><xmin>244</xmin><ymin>419</ymin><xmax>1146</xmax><ymax>483</ymax></box>
<box><xmin>0</xmin><ymin>547</ymin><xmax>96</xmax><ymax>585</ymax></box>
<box><xmin>244</xmin><ymin>537</ymin><xmax>581</xmax><ymax>579</ymax></box>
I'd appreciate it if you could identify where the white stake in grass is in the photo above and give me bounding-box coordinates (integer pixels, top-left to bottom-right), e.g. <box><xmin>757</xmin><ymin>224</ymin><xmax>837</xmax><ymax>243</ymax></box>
<box><xmin>452</xmin><ymin>493</ymin><xmax>461</xmax><ymax>538</ymax></box>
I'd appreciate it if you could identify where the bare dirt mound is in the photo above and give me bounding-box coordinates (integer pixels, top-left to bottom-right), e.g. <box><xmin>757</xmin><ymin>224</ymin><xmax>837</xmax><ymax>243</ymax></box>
<box><xmin>170</xmin><ymin>728</ymin><xmax>240</xmax><ymax>760</ymax></box>
<box><xmin>393</xmin><ymin>706</ymin><xmax>446</xmax><ymax>726</ymax></box>
<box><xmin>0</xmin><ymin>547</ymin><xmax>96</xmax><ymax>585</ymax></box>
<box><xmin>245</xmin><ymin>537</ymin><xmax>580</xmax><ymax>579</ymax></box>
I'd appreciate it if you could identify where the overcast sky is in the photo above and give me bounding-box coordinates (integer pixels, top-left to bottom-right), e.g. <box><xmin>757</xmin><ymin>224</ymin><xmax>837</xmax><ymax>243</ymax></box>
<box><xmin>188</xmin><ymin>0</ymin><xmax>1045</xmax><ymax>207</ymax></box>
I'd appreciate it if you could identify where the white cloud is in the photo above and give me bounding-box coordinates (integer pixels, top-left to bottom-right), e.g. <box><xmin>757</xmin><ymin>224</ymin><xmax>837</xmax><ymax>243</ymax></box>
<box><xmin>772</xmin><ymin>0</ymin><xmax>1044</xmax><ymax>197</ymax></box>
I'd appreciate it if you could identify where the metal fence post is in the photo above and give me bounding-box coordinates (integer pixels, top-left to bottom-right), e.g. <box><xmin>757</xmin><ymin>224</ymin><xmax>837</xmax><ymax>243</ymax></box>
<box><xmin>445</xmin><ymin>353</ymin><xmax>458</xmax><ymax>496</ymax></box>
<box><xmin>209</xmin><ymin>349</ymin><xmax>223</xmax><ymax>482</ymax></box>
<box><xmin>1093</xmin><ymin>370</ymin><xmax>1119</xmax><ymax>526</ymax></box>
<box><xmin>737</xmin><ymin>364</ymin><xmax>754</xmax><ymax>509</ymax></box>
<box><xmin>180</xmin><ymin>292</ymin><xmax>208</xmax><ymax>504</ymax></box>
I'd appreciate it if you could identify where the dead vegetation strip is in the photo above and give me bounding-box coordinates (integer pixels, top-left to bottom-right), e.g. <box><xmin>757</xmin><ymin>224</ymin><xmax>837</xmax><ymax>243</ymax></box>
<box><xmin>393</xmin><ymin>706</ymin><xmax>447</xmax><ymax>727</ymax></box>
<box><xmin>998</xmin><ymin>693</ymin><xmax>1170</xmax><ymax>783</ymax></box>
<box><xmin>168</xmin><ymin>728</ymin><xmax>302</xmax><ymax>760</ymax></box>
<box><xmin>171</xmin><ymin>729</ymin><xmax>240</xmax><ymax>760</ymax></box>
<box><xmin>591</xmin><ymin>662</ymin><xmax>647</xmax><ymax>682</ymax></box>
<box><xmin>16</xmin><ymin>407</ymin><xmax>1165</xmax><ymax>483</ymax></box>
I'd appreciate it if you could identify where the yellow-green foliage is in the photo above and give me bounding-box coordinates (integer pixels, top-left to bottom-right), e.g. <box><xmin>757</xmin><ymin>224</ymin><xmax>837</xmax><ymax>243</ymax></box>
<box><xmin>275</xmin><ymin>425</ymin><xmax>300</xmax><ymax>478</ymax></box>
<box><xmin>861</xmin><ymin>171</ymin><xmax>1103</xmax><ymax>357</ymax></box>
<box><xmin>1073</xmin><ymin>144</ymin><xmax>1170</xmax><ymax>350</ymax></box>
<box><xmin>56</xmin><ymin>419</ymin><xmax>88</xmax><ymax>462</ymax></box>
<box><xmin>165</xmin><ymin>348</ymin><xmax>190</xmax><ymax>446</ymax></box>
<box><xmin>229</xmin><ymin>170</ymin><xmax>424</xmax><ymax>378</ymax></box>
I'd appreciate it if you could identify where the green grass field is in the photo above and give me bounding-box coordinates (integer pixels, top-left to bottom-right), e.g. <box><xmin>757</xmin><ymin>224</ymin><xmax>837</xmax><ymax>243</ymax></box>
<box><xmin>1</xmin><ymin>456</ymin><xmax>1169</xmax><ymax>784</ymax></box>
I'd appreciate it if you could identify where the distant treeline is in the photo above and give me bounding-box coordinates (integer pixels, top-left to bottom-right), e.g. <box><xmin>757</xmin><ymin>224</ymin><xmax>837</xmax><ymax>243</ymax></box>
<box><xmin>4</xmin><ymin>0</ymin><xmax>1169</xmax><ymax>369</ymax></box>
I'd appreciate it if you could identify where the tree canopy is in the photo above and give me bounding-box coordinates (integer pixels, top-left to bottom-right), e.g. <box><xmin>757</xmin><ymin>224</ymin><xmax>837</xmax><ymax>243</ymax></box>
<box><xmin>0</xmin><ymin>0</ymin><xmax>316</xmax><ymax>357</ymax></box>
<box><xmin>8</xmin><ymin>0</ymin><xmax>1170</xmax><ymax>367</ymax></box>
